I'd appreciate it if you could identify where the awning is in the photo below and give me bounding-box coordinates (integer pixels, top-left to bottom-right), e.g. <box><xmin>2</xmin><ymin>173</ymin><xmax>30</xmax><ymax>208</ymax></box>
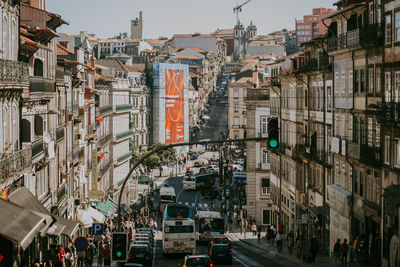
<box><xmin>77</xmin><ymin>209</ymin><xmax>94</xmax><ymax>228</ymax></box>
<box><xmin>46</xmin><ymin>221</ymin><xmax>65</xmax><ymax>237</ymax></box>
<box><xmin>0</xmin><ymin>199</ymin><xmax>46</xmax><ymax>250</ymax></box>
<box><xmin>8</xmin><ymin>187</ymin><xmax>54</xmax><ymax>236</ymax></box>
<box><xmin>87</xmin><ymin>207</ymin><xmax>105</xmax><ymax>223</ymax></box>
<box><xmin>53</xmin><ymin>215</ymin><xmax>80</xmax><ymax>237</ymax></box>
<box><xmin>96</xmin><ymin>198</ymin><xmax>117</xmax><ymax>217</ymax></box>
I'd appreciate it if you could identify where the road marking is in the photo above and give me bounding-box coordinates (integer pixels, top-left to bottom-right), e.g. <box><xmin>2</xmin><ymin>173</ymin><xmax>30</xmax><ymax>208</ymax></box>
<box><xmin>176</xmin><ymin>187</ymin><xmax>184</xmax><ymax>202</ymax></box>
<box><xmin>233</xmin><ymin>255</ymin><xmax>251</xmax><ymax>267</ymax></box>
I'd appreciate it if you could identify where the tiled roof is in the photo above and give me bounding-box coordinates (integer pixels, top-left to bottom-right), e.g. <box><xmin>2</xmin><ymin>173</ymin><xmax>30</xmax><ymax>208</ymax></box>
<box><xmin>174</xmin><ymin>55</ymin><xmax>203</xmax><ymax>60</ymax></box>
<box><xmin>174</xmin><ymin>34</ymin><xmax>213</xmax><ymax>38</ymax></box>
<box><xmin>56</xmin><ymin>43</ymin><xmax>73</xmax><ymax>56</ymax></box>
<box><xmin>212</xmin><ymin>29</ymin><xmax>234</xmax><ymax>36</ymax></box>
<box><xmin>148</xmin><ymin>39</ymin><xmax>168</xmax><ymax>46</ymax></box>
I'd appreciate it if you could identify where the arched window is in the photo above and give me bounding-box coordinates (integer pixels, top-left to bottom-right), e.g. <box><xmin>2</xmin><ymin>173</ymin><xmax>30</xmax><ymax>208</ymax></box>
<box><xmin>34</xmin><ymin>115</ymin><xmax>43</xmax><ymax>136</ymax></box>
<box><xmin>34</xmin><ymin>59</ymin><xmax>44</xmax><ymax>76</ymax></box>
<box><xmin>21</xmin><ymin>119</ymin><xmax>31</xmax><ymax>142</ymax></box>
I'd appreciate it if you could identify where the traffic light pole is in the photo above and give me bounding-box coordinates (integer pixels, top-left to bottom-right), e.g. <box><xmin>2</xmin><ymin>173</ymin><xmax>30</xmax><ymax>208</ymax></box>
<box><xmin>116</xmin><ymin>137</ymin><xmax>269</xmax><ymax>231</ymax></box>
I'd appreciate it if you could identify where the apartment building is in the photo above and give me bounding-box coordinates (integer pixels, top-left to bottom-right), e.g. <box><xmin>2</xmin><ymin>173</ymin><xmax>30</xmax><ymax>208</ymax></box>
<box><xmin>228</xmin><ymin>79</ymin><xmax>248</xmax><ymax>140</ymax></box>
<box><xmin>244</xmin><ymin>85</ymin><xmax>273</xmax><ymax>225</ymax></box>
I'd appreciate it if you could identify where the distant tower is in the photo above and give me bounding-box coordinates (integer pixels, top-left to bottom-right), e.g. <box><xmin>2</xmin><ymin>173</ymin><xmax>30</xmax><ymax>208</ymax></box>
<box><xmin>131</xmin><ymin>11</ymin><xmax>143</xmax><ymax>40</ymax></box>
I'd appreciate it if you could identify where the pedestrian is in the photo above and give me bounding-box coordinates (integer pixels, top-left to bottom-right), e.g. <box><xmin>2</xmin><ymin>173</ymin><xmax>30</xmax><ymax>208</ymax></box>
<box><xmin>102</xmin><ymin>244</ymin><xmax>111</xmax><ymax>267</ymax></box>
<box><xmin>296</xmin><ymin>235</ymin><xmax>305</xmax><ymax>262</ymax></box>
<box><xmin>55</xmin><ymin>244</ymin><xmax>65</xmax><ymax>267</ymax></box>
<box><xmin>333</xmin><ymin>238</ymin><xmax>341</xmax><ymax>264</ymax></box>
<box><xmin>287</xmin><ymin>231</ymin><xmax>294</xmax><ymax>254</ymax></box>
<box><xmin>251</xmin><ymin>222</ymin><xmax>257</xmax><ymax>236</ymax></box>
<box><xmin>257</xmin><ymin>231</ymin><xmax>261</xmax><ymax>244</ymax></box>
<box><xmin>97</xmin><ymin>240</ymin><xmax>104</xmax><ymax>267</ymax></box>
<box><xmin>65</xmin><ymin>248</ymin><xmax>73</xmax><ymax>267</ymax></box>
<box><xmin>310</xmin><ymin>234</ymin><xmax>318</xmax><ymax>263</ymax></box>
<box><xmin>340</xmin><ymin>239</ymin><xmax>349</xmax><ymax>267</ymax></box>
<box><xmin>276</xmin><ymin>232</ymin><xmax>283</xmax><ymax>253</ymax></box>
<box><xmin>77</xmin><ymin>247</ymin><xmax>85</xmax><ymax>267</ymax></box>
<box><xmin>351</xmin><ymin>236</ymin><xmax>358</xmax><ymax>262</ymax></box>
<box><xmin>85</xmin><ymin>239</ymin><xmax>96</xmax><ymax>267</ymax></box>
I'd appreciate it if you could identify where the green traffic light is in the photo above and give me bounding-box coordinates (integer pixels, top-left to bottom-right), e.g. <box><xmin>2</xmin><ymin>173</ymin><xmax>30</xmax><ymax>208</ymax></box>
<box><xmin>269</xmin><ymin>139</ymin><xmax>278</xmax><ymax>148</ymax></box>
<box><xmin>116</xmin><ymin>251</ymin><xmax>122</xmax><ymax>257</ymax></box>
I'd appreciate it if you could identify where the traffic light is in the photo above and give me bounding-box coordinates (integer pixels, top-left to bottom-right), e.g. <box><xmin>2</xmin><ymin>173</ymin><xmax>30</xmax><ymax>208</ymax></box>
<box><xmin>268</xmin><ymin>118</ymin><xmax>279</xmax><ymax>149</ymax></box>
<box><xmin>111</xmin><ymin>232</ymin><xmax>127</xmax><ymax>262</ymax></box>
<box><xmin>144</xmin><ymin>207</ymin><xmax>149</xmax><ymax>217</ymax></box>
<box><xmin>242</xmin><ymin>209</ymin><xmax>247</xmax><ymax>219</ymax></box>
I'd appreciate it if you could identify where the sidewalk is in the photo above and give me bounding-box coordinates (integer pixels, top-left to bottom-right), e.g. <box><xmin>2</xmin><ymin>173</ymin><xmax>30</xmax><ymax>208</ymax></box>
<box><xmin>225</xmin><ymin>231</ymin><xmax>363</xmax><ymax>267</ymax></box>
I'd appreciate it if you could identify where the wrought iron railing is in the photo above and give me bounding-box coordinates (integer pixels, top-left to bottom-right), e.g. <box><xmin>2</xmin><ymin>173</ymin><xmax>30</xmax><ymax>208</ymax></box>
<box><xmin>56</xmin><ymin>127</ymin><xmax>64</xmax><ymax>142</ymax></box>
<box><xmin>99</xmin><ymin>159</ymin><xmax>112</xmax><ymax>177</ymax></box>
<box><xmin>346</xmin><ymin>141</ymin><xmax>360</xmax><ymax>160</ymax></box>
<box><xmin>115</xmin><ymin>130</ymin><xmax>133</xmax><ymax>141</ymax></box>
<box><xmin>378</xmin><ymin>102</ymin><xmax>400</xmax><ymax>123</ymax></box>
<box><xmin>57</xmin><ymin>183</ymin><xmax>66</xmax><ymax>202</ymax></box>
<box><xmin>99</xmin><ymin>105</ymin><xmax>113</xmax><ymax>116</ymax></box>
<box><xmin>98</xmin><ymin>133</ymin><xmax>112</xmax><ymax>147</ymax></box>
<box><xmin>0</xmin><ymin>148</ymin><xmax>32</xmax><ymax>183</ymax></box>
<box><xmin>32</xmin><ymin>138</ymin><xmax>44</xmax><ymax>159</ymax></box>
<box><xmin>30</xmin><ymin>76</ymin><xmax>55</xmax><ymax>94</ymax></box>
<box><xmin>360</xmin><ymin>145</ymin><xmax>381</xmax><ymax>168</ymax></box>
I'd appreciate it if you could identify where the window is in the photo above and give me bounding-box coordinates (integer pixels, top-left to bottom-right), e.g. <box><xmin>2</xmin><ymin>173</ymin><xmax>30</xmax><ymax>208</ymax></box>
<box><xmin>369</xmin><ymin>68</ymin><xmax>374</xmax><ymax>93</ymax></box>
<box><xmin>262</xmin><ymin>210</ymin><xmax>271</xmax><ymax>225</ymax></box>
<box><xmin>234</xmin><ymin>131</ymin><xmax>239</xmax><ymax>139</ymax></box>
<box><xmin>335</xmin><ymin>72</ymin><xmax>339</xmax><ymax>92</ymax></box>
<box><xmin>376</xmin><ymin>68</ymin><xmax>381</xmax><ymax>93</ymax></box>
<box><xmin>396</xmin><ymin>12</ymin><xmax>400</xmax><ymax>42</ymax></box>
<box><xmin>354</xmin><ymin>69</ymin><xmax>359</xmax><ymax>93</ymax></box>
<box><xmin>262</xmin><ymin>148</ymin><xmax>268</xmax><ymax>164</ymax></box>
<box><xmin>395</xmin><ymin>139</ymin><xmax>400</xmax><ymax>167</ymax></box>
<box><xmin>261</xmin><ymin>117</ymin><xmax>267</xmax><ymax>136</ymax></box>
<box><xmin>341</xmin><ymin>71</ymin><xmax>346</xmax><ymax>93</ymax></box>
<box><xmin>233</xmin><ymin>90</ymin><xmax>239</xmax><ymax>99</ymax></box>
<box><xmin>359</xmin><ymin>171</ymin><xmax>364</xmax><ymax>197</ymax></box>
<box><xmin>262</xmin><ymin>178</ymin><xmax>270</xmax><ymax>195</ymax></box>
<box><xmin>360</xmin><ymin>69</ymin><xmax>365</xmax><ymax>93</ymax></box>
<box><xmin>308</xmin><ymin>17</ymin><xmax>312</xmax><ymax>22</ymax></box>
<box><xmin>386</xmin><ymin>14</ymin><xmax>392</xmax><ymax>44</ymax></box>
<box><xmin>354</xmin><ymin>170</ymin><xmax>358</xmax><ymax>195</ymax></box>
<box><xmin>299</xmin><ymin>37</ymin><xmax>302</xmax><ymax>42</ymax></box>
<box><xmin>376</xmin><ymin>121</ymin><xmax>381</xmax><ymax>148</ymax></box>
<box><xmin>395</xmin><ymin>72</ymin><xmax>400</xmax><ymax>103</ymax></box>
<box><xmin>234</xmin><ymin>117</ymin><xmax>239</xmax><ymax>126</ymax></box>
<box><xmin>234</xmin><ymin>105</ymin><xmax>238</xmax><ymax>112</ymax></box>
<box><xmin>369</xmin><ymin>2</ymin><xmax>375</xmax><ymax>24</ymax></box>
<box><xmin>368</xmin><ymin>117</ymin><xmax>373</xmax><ymax>147</ymax></box>
<box><xmin>348</xmin><ymin>70</ymin><xmax>354</xmax><ymax>94</ymax></box>
<box><xmin>360</xmin><ymin>117</ymin><xmax>365</xmax><ymax>145</ymax></box>
<box><xmin>384</xmin><ymin>136</ymin><xmax>390</xmax><ymax>164</ymax></box>
<box><xmin>385</xmin><ymin>72</ymin><xmax>391</xmax><ymax>102</ymax></box>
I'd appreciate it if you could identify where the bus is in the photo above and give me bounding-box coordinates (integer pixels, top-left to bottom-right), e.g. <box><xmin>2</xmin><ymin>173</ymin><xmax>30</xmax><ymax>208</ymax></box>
<box><xmin>196</xmin><ymin>211</ymin><xmax>224</xmax><ymax>242</ymax></box>
<box><xmin>159</xmin><ymin>187</ymin><xmax>176</xmax><ymax>212</ymax></box>
<box><xmin>183</xmin><ymin>172</ymin><xmax>216</xmax><ymax>190</ymax></box>
<box><xmin>164</xmin><ymin>203</ymin><xmax>192</xmax><ymax>220</ymax></box>
<box><xmin>162</xmin><ymin>218</ymin><xmax>196</xmax><ymax>255</ymax></box>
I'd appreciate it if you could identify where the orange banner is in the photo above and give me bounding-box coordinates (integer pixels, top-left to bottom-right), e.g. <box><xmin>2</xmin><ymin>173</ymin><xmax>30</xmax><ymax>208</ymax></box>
<box><xmin>165</xmin><ymin>69</ymin><xmax>185</xmax><ymax>144</ymax></box>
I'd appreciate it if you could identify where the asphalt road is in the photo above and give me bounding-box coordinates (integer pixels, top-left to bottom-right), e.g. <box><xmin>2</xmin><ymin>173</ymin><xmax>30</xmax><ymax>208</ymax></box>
<box><xmin>151</xmin><ymin>174</ymin><xmax>296</xmax><ymax>267</ymax></box>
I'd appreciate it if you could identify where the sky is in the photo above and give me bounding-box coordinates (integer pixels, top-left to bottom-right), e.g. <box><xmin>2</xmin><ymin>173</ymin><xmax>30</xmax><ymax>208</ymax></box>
<box><xmin>46</xmin><ymin>0</ymin><xmax>336</xmax><ymax>39</ymax></box>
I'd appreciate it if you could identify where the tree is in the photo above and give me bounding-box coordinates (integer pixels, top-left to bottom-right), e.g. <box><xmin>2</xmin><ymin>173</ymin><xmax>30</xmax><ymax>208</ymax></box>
<box><xmin>140</xmin><ymin>143</ymin><xmax>177</xmax><ymax>170</ymax></box>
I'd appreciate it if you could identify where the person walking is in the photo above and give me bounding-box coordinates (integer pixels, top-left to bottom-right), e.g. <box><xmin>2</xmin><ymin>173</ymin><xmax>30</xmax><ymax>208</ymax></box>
<box><xmin>251</xmin><ymin>222</ymin><xmax>257</xmax><ymax>236</ymax></box>
<box><xmin>287</xmin><ymin>231</ymin><xmax>294</xmax><ymax>254</ymax></box>
<box><xmin>102</xmin><ymin>244</ymin><xmax>111</xmax><ymax>267</ymax></box>
<box><xmin>340</xmin><ymin>239</ymin><xmax>349</xmax><ymax>267</ymax></box>
<box><xmin>310</xmin><ymin>234</ymin><xmax>318</xmax><ymax>263</ymax></box>
<box><xmin>333</xmin><ymin>239</ymin><xmax>341</xmax><ymax>264</ymax></box>
<box><xmin>257</xmin><ymin>230</ymin><xmax>261</xmax><ymax>244</ymax></box>
<box><xmin>276</xmin><ymin>232</ymin><xmax>283</xmax><ymax>253</ymax></box>
<box><xmin>296</xmin><ymin>235</ymin><xmax>305</xmax><ymax>262</ymax></box>
<box><xmin>97</xmin><ymin>240</ymin><xmax>104</xmax><ymax>267</ymax></box>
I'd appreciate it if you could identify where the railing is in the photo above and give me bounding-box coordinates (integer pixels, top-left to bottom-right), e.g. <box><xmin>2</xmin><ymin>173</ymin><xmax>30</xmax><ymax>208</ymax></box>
<box><xmin>117</xmin><ymin>152</ymin><xmax>132</xmax><ymax>165</ymax></box>
<box><xmin>57</xmin><ymin>183</ymin><xmax>66</xmax><ymax>202</ymax></box>
<box><xmin>56</xmin><ymin>127</ymin><xmax>64</xmax><ymax>142</ymax></box>
<box><xmin>360</xmin><ymin>145</ymin><xmax>381</xmax><ymax>168</ymax></box>
<box><xmin>378</xmin><ymin>102</ymin><xmax>400</xmax><ymax>123</ymax></box>
<box><xmin>360</xmin><ymin>23</ymin><xmax>384</xmax><ymax>47</ymax></box>
<box><xmin>115</xmin><ymin>104</ymin><xmax>132</xmax><ymax>113</ymax></box>
<box><xmin>327</xmin><ymin>26</ymin><xmax>382</xmax><ymax>52</ymax></box>
<box><xmin>99</xmin><ymin>159</ymin><xmax>112</xmax><ymax>177</ymax></box>
<box><xmin>297</xmin><ymin>54</ymin><xmax>331</xmax><ymax>73</ymax></box>
<box><xmin>232</xmin><ymin>125</ymin><xmax>240</xmax><ymax>129</ymax></box>
<box><xmin>99</xmin><ymin>105</ymin><xmax>113</xmax><ymax>116</ymax></box>
<box><xmin>56</xmin><ymin>66</ymin><xmax>64</xmax><ymax>83</ymax></box>
<box><xmin>72</xmin><ymin>146</ymin><xmax>79</xmax><ymax>162</ymax></box>
<box><xmin>32</xmin><ymin>138</ymin><xmax>44</xmax><ymax>159</ymax></box>
<box><xmin>115</xmin><ymin>130</ymin><xmax>133</xmax><ymax>141</ymax></box>
<box><xmin>72</xmin><ymin>102</ymin><xmax>79</xmax><ymax>115</ymax></box>
<box><xmin>256</xmin><ymin>163</ymin><xmax>270</xmax><ymax>171</ymax></box>
<box><xmin>0</xmin><ymin>148</ymin><xmax>32</xmax><ymax>183</ymax></box>
<box><xmin>98</xmin><ymin>132</ymin><xmax>112</xmax><ymax>147</ymax></box>
<box><xmin>0</xmin><ymin>59</ymin><xmax>29</xmax><ymax>86</ymax></box>
<box><xmin>30</xmin><ymin>76</ymin><xmax>55</xmax><ymax>94</ymax></box>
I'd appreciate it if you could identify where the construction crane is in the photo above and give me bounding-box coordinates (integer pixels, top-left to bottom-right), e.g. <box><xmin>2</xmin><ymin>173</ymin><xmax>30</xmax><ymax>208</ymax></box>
<box><xmin>233</xmin><ymin>0</ymin><xmax>252</xmax><ymax>26</ymax></box>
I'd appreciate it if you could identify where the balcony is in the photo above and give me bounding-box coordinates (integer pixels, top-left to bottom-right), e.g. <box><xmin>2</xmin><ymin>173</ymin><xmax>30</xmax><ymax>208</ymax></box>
<box><xmin>32</xmin><ymin>138</ymin><xmax>44</xmax><ymax>160</ymax></box>
<box><xmin>56</xmin><ymin>127</ymin><xmax>64</xmax><ymax>142</ymax></box>
<box><xmin>99</xmin><ymin>105</ymin><xmax>113</xmax><ymax>116</ymax></box>
<box><xmin>29</xmin><ymin>76</ymin><xmax>55</xmax><ymax>96</ymax></box>
<box><xmin>72</xmin><ymin>146</ymin><xmax>79</xmax><ymax>163</ymax></box>
<box><xmin>57</xmin><ymin>183</ymin><xmax>67</xmax><ymax>203</ymax></box>
<box><xmin>0</xmin><ymin>59</ymin><xmax>29</xmax><ymax>87</ymax></box>
<box><xmin>378</xmin><ymin>102</ymin><xmax>400</xmax><ymax>123</ymax></box>
<box><xmin>360</xmin><ymin>145</ymin><xmax>381</xmax><ymax>168</ymax></box>
<box><xmin>256</xmin><ymin>163</ymin><xmax>270</xmax><ymax>171</ymax></box>
<box><xmin>0</xmin><ymin>148</ymin><xmax>32</xmax><ymax>184</ymax></box>
<box><xmin>115</xmin><ymin>104</ymin><xmax>132</xmax><ymax>113</ymax></box>
<box><xmin>72</xmin><ymin>102</ymin><xmax>79</xmax><ymax>116</ymax></box>
<box><xmin>232</xmin><ymin>125</ymin><xmax>240</xmax><ymax>129</ymax></box>
<box><xmin>115</xmin><ymin>130</ymin><xmax>133</xmax><ymax>142</ymax></box>
<box><xmin>296</xmin><ymin>54</ymin><xmax>331</xmax><ymax>73</ymax></box>
<box><xmin>98</xmin><ymin>132</ymin><xmax>112</xmax><ymax>147</ymax></box>
<box><xmin>360</xmin><ymin>23</ymin><xmax>384</xmax><ymax>47</ymax></box>
<box><xmin>328</xmin><ymin>29</ymin><xmax>359</xmax><ymax>52</ymax></box>
<box><xmin>56</xmin><ymin>66</ymin><xmax>64</xmax><ymax>84</ymax></box>
<box><xmin>99</xmin><ymin>159</ymin><xmax>112</xmax><ymax>178</ymax></box>
<box><xmin>116</xmin><ymin>152</ymin><xmax>132</xmax><ymax>165</ymax></box>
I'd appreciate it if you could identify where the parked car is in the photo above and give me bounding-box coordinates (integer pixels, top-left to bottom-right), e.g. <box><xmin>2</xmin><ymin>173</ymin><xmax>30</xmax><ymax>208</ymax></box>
<box><xmin>128</xmin><ymin>244</ymin><xmax>152</xmax><ymax>266</ymax></box>
<box><xmin>194</xmin><ymin>161</ymin><xmax>203</xmax><ymax>167</ymax></box>
<box><xmin>190</xmin><ymin>153</ymin><xmax>199</xmax><ymax>160</ymax></box>
<box><xmin>183</xmin><ymin>255</ymin><xmax>212</xmax><ymax>267</ymax></box>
